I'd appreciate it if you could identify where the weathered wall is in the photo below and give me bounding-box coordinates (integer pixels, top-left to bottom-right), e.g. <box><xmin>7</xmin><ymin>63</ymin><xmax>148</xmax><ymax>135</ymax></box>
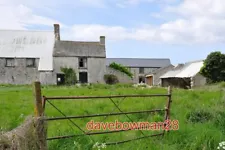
<box><xmin>39</xmin><ymin>71</ymin><xmax>56</xmax><ymax>85</ymax></box>
<box><xmin>0</xmin><ymin>117</ymin><xmax>47</xmax><ymax>150</ymax></box>
<box><xmin>191</xmin><ymin>73</ymin><xmax>206</xmax><ymax>87</ymax></box>
<box><xmin>106</xmin><ymin>67</ymin><xmax>134</xmax><ymax>83</ymax></box>
<box><xmin>53</xmin><ymin>57</ymin><xmax>106</xmax><ymax>83</ymax></box>
<box><xmin>88</xmin><ymin>58</ymin><xmax>106</xmax><ymax>83</ymax></box>
<box><xmin>161</xmin><ymin>78</ymin><xmax>191</xmax><ymax>89</ymax></box>
<box><xmin>129</xmin><ymin>67</ymin><xmax>158</xmax><ymax>83</ymax></box>
<box><xmin>152</xmin><ymin>65</ymin><xmax>174</xmax><ymax>86</ymax></box>
<box><xmin>0</xmin><ymin>58</ymin><xmax>39</xmax><ymax>84</ymax></box>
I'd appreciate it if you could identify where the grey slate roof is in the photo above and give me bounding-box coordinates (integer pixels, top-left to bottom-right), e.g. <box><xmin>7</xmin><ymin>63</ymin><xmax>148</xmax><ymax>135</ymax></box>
<box><xmin>106</xmin><ymin>58</ymin><xmax>171</xmax><ymax>68</ymax></box>
<box><xmin>53</xmin><ymin>40</ymin><xmax>106</xmax><ymax>57</ymax></box>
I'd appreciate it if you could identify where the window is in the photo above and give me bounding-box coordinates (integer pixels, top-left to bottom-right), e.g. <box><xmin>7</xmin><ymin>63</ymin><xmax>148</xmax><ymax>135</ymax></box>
<box><xmin>139</xmin><ymin>76</ymin><xmax>145</xmax><ymax>83</ymax></box>
<box><xmin>139</xmin><ymin>67</ymin><xmax>144</xmax><ymax>74</ymax></box>
<box><xmin>26</xmin><ymin>58</ymin><xmax>35</xmax><ymax>67</ymax></box>
<box><xmin>5</xmin><ymin>58</ymin><xmax>15</xmax><ymax>67</ymax></box>
<box><xmin>79</xmin><ymin>57</ymin><xmax>87</xmax><ymax>68</ymax></box>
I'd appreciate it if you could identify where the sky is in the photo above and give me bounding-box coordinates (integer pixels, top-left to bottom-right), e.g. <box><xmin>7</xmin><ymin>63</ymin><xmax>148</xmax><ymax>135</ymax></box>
<box><xmin>1</xmin><ymin>0</ymin><xmax>225</xmax><ymax>64</ymax></box>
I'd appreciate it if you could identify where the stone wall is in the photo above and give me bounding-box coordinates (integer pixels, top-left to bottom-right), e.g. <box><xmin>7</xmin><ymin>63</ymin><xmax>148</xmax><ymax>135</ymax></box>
<box><xmin>53</xmin><ymin>57</ymin><xmax>106</xmax><ymax>83</ymax></box>
<box><xmin>0</xmin><ymin>58</ymin><xmax>39</xmax><ymax>84</ymax></box>
<box><xmin>105</xmin><ymin>67</ymin><xmax>133</xmax><ymax>83</ymax></box>
<box><xmin>0</xmin><ymin>117</ymin><xmax>47</xmax><ymax>150</ymax></box>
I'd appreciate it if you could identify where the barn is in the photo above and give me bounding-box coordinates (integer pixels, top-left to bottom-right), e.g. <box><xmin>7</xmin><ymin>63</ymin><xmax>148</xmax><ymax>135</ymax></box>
<box><xmin>160</xmin><ymin>60</ymin><xmax>206</xmax><ymax>89</ymax></box>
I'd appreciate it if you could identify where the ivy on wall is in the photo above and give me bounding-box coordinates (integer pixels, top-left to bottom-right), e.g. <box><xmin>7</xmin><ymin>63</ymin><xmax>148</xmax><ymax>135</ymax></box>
<box><xmin>109</xmin><ymin>62</ymin><xmax>133</xmax><ymax>78</ymax></box>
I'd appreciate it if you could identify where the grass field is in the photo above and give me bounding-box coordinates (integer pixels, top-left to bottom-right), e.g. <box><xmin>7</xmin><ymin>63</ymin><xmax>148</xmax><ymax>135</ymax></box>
<box><xmin>0</xmin><ymin>83</ymin><xmax>225</xmax><ymax>150</ymax></box>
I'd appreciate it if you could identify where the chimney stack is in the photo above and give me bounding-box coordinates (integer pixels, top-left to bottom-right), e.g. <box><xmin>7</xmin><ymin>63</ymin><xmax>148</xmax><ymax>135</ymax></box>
<box><xmin>100</xmin><ymin>36</ymin><xmax>105</xmax><ymax>45</ymax></box>
<box><xmin>54</xmin><ymin>24</ymin><xmax>60</xmax><ymax>41</ymax></box>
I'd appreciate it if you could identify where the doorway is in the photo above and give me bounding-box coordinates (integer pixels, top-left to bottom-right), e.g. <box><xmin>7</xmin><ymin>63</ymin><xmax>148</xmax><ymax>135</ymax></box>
<box><xmin>79</xmin><ymin>72</ymin><xmax>88</xmax><ymax>83</ymax></box>
<box><xmin>57</xmin><ymin>74</ymin><xmax>65</xmax><ymax>85</ymax></box>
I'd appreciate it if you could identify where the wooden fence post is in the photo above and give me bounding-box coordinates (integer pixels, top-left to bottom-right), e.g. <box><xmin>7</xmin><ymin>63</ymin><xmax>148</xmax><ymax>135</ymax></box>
<box><xmin>33</xmin><ymin>81</ymin><xmax>47</xmax><ymax>150</ymax></box>
<box><xmin>166</xmin><ymin>86</ymin><xmax>172</xmax><ymax>120</ymax></box>
<box><xmin>33</xmin><ymin>81</ymin><xmax>44</xmax><ymax>117</ymax></box>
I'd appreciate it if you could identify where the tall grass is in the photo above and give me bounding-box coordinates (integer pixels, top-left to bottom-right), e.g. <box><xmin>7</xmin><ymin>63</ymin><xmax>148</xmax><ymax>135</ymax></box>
<box><xmin>0</xmin><ymin>84</ymin><xmax>224</xmax><ymax>150</ymax></box>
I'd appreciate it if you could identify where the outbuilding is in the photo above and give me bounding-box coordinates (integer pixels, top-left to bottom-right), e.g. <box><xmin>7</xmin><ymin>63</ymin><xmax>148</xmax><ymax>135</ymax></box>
<box><xmin>160</xmin><ymin>60</ymin><xmax>206</xmax><ymax>89</ymax></box>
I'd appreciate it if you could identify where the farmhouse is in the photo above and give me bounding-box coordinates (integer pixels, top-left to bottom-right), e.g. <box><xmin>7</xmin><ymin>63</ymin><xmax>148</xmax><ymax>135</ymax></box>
<box><xmin>53</xmin><ymin>24</ymin><xmax>106</xmax><ymax>84</ymax></box>
<box><xmin>106</xmin><ymin>58</ymin><xmax>171</xmax><ymax>83</ymax></box>
<box><xmin>159</xmin><ymin>60</ymin><xmax>206</xmax><ymax>89</ymax></box>
<box><xmin>0</xmin><ymin>24</ymin><xmax>106</xmax><ymax>85</ymax></box>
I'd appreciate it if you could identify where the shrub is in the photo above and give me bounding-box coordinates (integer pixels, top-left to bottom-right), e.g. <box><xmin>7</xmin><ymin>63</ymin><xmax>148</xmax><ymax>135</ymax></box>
<box><xmin>104</xmin><ymin>74</ymin><xmax>119</xmax><ymax>85</ymax></box>
<box><xmin>109</xmin><ymin>62</ymin><xmax>133</xmax><ymax>78</ymax></box>
<box><xmin>60</xmin><ymin>67</ymin><xmax>77</xmax><ymax>85</ymax></box>
<box><xmin>219</xmin><ymin>81</ymin><xmax>225</xmax><ymax>88</ymax></box>
<box><xmin>186</xmin><ymin>110</ymin><xmax>212</xmax><ymax>123</ymax></box>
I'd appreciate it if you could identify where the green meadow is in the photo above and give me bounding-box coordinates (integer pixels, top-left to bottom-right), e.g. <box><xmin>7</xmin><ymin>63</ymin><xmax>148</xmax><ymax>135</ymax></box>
<box><xmin>0</xmin><ymin>83</ymin><xmax>225</xmax><ymax>150</ymax></box>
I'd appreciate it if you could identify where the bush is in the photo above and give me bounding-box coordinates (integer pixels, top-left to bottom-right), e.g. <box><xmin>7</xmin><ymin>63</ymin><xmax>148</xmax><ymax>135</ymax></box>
<box><xmin>104</xmin><ymin>74</ymin><xmax>119</xmax><ymax>85</ymax></box>
<box><xmin>219</xmin><ymin>81</ymin><xmax>225</xmax><ymax>88</ymax></box>
<box><xmin>186</xmin><ymin>110</ymin><xmax>212</xmax><ymax>123</ymax></box>
<box><xmin>109</xmin><ymin>62</ymin><xmax>133</xmax><ymax>78</ymax></box>
<box><xmin>60</xmin><ymin>67</ymin><xmax>77</xmax><ymax>85</ymax></box>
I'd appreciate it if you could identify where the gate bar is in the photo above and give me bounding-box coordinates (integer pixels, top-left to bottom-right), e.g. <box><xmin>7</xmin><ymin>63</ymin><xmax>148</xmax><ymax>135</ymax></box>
<box><xmin>44</xmin><ymin>94</ymin><xmax>170</xmax><ymax>100</ymax></box>
<box><xmin>105</xmin><ymin>133</ymin><xmax>164</xmax><ymax>145</ymax></box>
<box><xmin>45</xmin><ymin>108</ymin><xmax>167</xmax><ymax>121</ymax></box>
<box><xmin>47</xmin><ymin>126</ymin><xmax>158</xmax><ymax>141</ymax></box>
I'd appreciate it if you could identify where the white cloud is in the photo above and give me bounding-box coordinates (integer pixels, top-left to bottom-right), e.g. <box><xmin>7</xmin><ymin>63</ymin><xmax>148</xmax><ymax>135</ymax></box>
<box><xmin>1</xmin><ymin>0</ymin><xmax>225</xmax><ymax>44</ymax></box>
<box><xmin>116</xmin><ymin>0</ymin><xmax>178</xmax><ymax>7</ymax></box>
<box><xmin>0</xmin><ymin>2</ymin><xmax>62</xmax><ymax>29</ymax></box>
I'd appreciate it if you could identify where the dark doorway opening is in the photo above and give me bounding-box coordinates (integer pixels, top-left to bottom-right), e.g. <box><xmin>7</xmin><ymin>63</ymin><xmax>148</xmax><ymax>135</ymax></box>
<box><xmin>57</xmin><ymin>74</ymin><xmax>65</xmax><ymax>85</ymax></box>
<box><xmin>139</xmin><ymin>76</ymin><xmax>145</xmax><ymax>83</ymax></box>
<box><xmin>79</xmin><ymin>72</ymin><xmax>88</xmax><ymax>83</ymax></box>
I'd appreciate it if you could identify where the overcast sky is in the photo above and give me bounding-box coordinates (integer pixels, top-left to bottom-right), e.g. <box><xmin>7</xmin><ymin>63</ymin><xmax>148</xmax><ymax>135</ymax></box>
<box><xmin>1</xmin><ymin>0</ymin><xmax>225</xmax><ymax>64</ymax></box>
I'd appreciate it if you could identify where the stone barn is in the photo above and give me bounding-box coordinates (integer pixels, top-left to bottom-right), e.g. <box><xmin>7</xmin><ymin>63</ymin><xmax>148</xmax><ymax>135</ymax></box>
<box><xmin>0</xmin><ymin>29</ymin><xmax>56</xmax><ymax>84</ymax></box>
<box><xmin>160</xmin><ymin>60</ymin><xmax>206</xmax><ymax>89</ymax></box>
<box><xmin>106</xmin><ymin>58</ymin><xmax>171</xmax><ymax>84</ymax></box>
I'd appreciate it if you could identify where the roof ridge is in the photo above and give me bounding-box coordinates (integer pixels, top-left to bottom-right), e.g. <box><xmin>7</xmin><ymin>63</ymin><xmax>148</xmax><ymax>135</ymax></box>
<box><xmin>106</xmin><ymin>58</ymin><xmax>170</xmax><ymax>60</ymax></box>
<box><xmin>0</xmin><ymin>29</ymin><xmax>53</xmax><ymax>32</ymax></box>
<box><xmin>60</xmin><ymin>40</ymin><xmax>100</xmax><ymax>43</ymax></box>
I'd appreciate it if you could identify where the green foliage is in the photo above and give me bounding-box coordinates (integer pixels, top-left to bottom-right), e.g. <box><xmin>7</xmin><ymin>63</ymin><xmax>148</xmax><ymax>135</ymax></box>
<box><xmin>200</xmin><ymin>51</ymin><xmax>225</xmax><ymax>83</ymax></box>
<box><xmin>60</xmin><ymin>67</ymin><xmax>77</xmax><ymax>85</ymax></box>
<box><xmin>219</xmin><ymin>81</ymin><xmax>225</xmax><ymax>88</ymax></box>
<box><xmin>109</xmin><ymin>62</ymin><xmax>133</xmax><ymax>78</ymax></box>
<box><xmin>1</xmin><ymin>85</ymin><xmax>225</xmax><ymax>150</ymax></box>
<box><xmin>186</xmin><ymin>110</ymin><xmax>212</xmax><ymax>123</ymax></box>
<box><xmin>103</xmin><ymin>74</ymin><xmax>119</xmax><ymax>84</ymax></box>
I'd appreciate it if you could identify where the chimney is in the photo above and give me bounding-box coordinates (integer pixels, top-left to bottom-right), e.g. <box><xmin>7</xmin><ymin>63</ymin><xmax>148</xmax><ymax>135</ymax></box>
<box><xmin>54</xmin><ymin>24</ymin><xmax>60</xmax><ymax>41</ymax></box>
<box><xmin>100</xmin><ymin>36</ymin><xmax>105</xmax><ymax>45</ymax></box>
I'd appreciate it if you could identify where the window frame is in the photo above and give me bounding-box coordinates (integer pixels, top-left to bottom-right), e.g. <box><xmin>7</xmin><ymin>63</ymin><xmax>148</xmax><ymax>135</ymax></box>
<box><xmin>5</xmin><ymin>58</ymin><xmax>15</xmax><ymax>67</ymax></box>
<box><xmin>139</xmin><ymin>67</ymin><xmax>145</xmax><ymax>74</ymax></box>
<box><xmin>26</xmin><ymin>58</ymin><xmax>36</xmax><ymax>68</ymax></box>
<box><xmin>78</xmin><ymin>57</ymin><xmax>87</xmax><ymax>68</ymax></box>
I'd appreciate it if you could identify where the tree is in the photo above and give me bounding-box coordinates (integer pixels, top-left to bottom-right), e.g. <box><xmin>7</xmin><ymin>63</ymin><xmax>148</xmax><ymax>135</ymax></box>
<box><xmin>200</xmin><ymin>51</ymin><xmax>225</xmax><ymax>83</ymax></box>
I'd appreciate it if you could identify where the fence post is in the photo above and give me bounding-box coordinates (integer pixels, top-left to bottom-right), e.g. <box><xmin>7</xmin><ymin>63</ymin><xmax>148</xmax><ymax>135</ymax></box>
<box><xmin>33</xmin><ymin>81</ymin><xmax>44</xmax><ymax>117</ymax></box>
<box><xmin>33</xmin><ymin>81</ymin><xmax>47</xmax><ymax>150</ymax></box>
<box><xmin>163</xmin><ymin>86</ymin><xmax>172</xmax><ymax>136</ymax></box>
<box><xmin>166</xmin><ymin>86</ymin><xmax>172</xmax><ymax>120</ymax></box>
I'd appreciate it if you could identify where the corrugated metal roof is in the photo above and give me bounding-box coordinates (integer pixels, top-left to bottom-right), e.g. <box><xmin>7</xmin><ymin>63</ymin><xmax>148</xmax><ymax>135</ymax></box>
<box><xmin>106</xmin><ymin>58</ymin><xmax>171</xmax><ymax>68</ymax></box>
<box><xmin>160</xmin><ymin>60</ymin><xmax>204</xmax><ymax>78</ymax></box>
<box><xmin>0</xmin><ymin>30</ymin><xmax>55</xmax><ymax>71</ymax></box>
<box><xmin>53</xmin><ymin>41</ymin><xmax>106</xmax><ymax>57</ymax></box>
